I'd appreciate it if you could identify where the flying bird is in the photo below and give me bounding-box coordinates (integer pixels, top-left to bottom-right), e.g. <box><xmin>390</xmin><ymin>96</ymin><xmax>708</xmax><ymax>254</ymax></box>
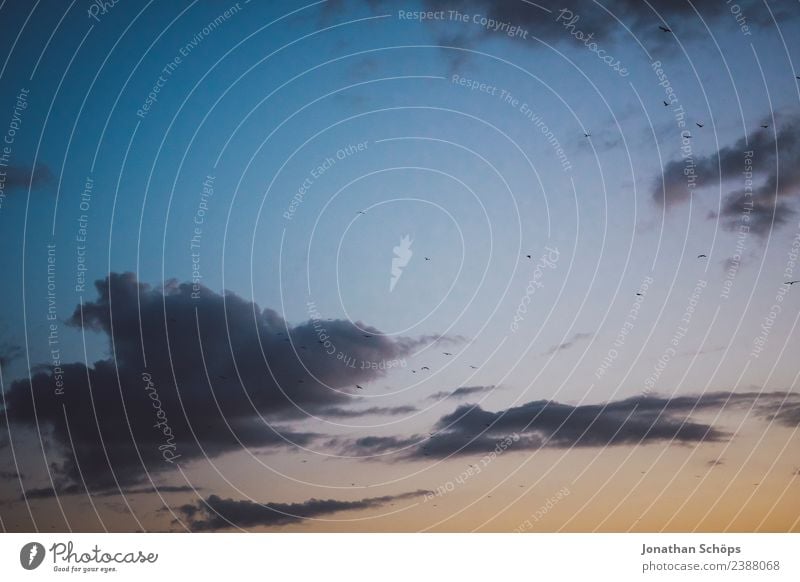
<box><xmin>636</xmin><ymin>292</ymin><xmax>643</xmax><ymax>296</ymax></box>
<box><xmin>659</xmin><ymin>25</ymin><xmax>672</xmax><ymax>33</ymax></box>
<box><xmin>663</xmin><ymin>100</ymin><xmax>669</xmax><ymax>107</ymax></box>
<box><xmin>696</xmin><ymin>122</ymin><xmax>704</xmax><ymax>128</ymax></box>
<box><xmin>421</xmin><ymin>366</ymin><xmax>430</xmax><ymax>370</ymax></box>
<box><xmin>357</xmin><ymin>210</ymin><xmax>366</xmax><ymax>215</ymax></box>
<box><xmin>583</xmin><ymin>131</ymin><xmax>591</xmax><ymax>137</ymax></box>
<box><xmin>526</xmin><ymin>254</ymin><xmax>532</xmax><ymax>259</ymax></box>
<box><xmin>443</xmin><ymin>352</ymin><xmax>453</xmax><ymax>356</ymax></box>
<box><xmin>424</xmin><ymin>257</ymin><xmax>431</xmax><ymax>261</ymax></box>
<box><xmin>355</xmin><ymin>384</ymin><xmax>364</xmax><ymax>390</ymax></box>
<box><xmin>697</xmin><ymin>254</ymin><xmax>707</xmax><ymax>259</ymax></box>
<box><xmin>786</xmin><ymin>280</ymin><xmax>800</xmax><ymax>285</ymax></box>
<box><xmin>761</xmin><ymin>124</ymin><xmax>769</xmax><ymax>129</ymax></box>
<box><xmin>470</xmin><ymin>365</ymin><xmax>478</xmax><ymax>369</ymax></box>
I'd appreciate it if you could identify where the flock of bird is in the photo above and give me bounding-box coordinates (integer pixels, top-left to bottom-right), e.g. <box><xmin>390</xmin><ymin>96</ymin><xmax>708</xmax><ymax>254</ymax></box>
<box><xmin>581</xmin><ymin>27</ymin><xmax>788</xmax><ymax>142</ymax></box>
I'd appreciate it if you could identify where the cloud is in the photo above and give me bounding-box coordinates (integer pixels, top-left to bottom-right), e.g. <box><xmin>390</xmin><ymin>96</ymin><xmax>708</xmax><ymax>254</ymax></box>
<box><xmin>23</xmin><ymin>484</ymin><xmax>198</xmax><ymax>500</ymax></box>
<box><xmin>314</xmin><ymin>405</ymin><xmax>418</xmax><ymax>418</ymax></box>
<box><xmin>655</xmin><ymin>117</ymin><xmax>800</xmax><ymax>235</ymax></box>
<box><xmin>0</xmin><ymin>342</ymin><xmax>23</xmax><ymax>368</ymax></box>
<box><xmin>176</xmin><ymin>490</ymin><xmax>427</xmax><ymax>531</ymax></box>
<box><xmin>1</xmin><ymin>163</ymin><xmax>53</xmax><ymax>193</ymax></box>
<box><xmin>427</xmin><ymin>385</ymin><xmax>495</xmax><ymax>400</ymax></box>
<box><xmin>0</xmin><ymin>273</ymin><xmax>452</xmax><ymax>493</ymax></box>
<box><xmin>340</xmin><ymin>390</ymin><xmax>800</xmax><ymax>459</ymax></box>
<box><xmin>762</xmin><ymin>401</ymin><xmax>800</xmax><ymax>427</ymax></box>
<box><xmin>543</xmin><ymin>332</ymin><xmax>593</xmax><ymax>356</ymax></box>
<box><xmin>370</xmin><ymin>0</ymin><xmax>783</xmax><ymax>47</ymax></box>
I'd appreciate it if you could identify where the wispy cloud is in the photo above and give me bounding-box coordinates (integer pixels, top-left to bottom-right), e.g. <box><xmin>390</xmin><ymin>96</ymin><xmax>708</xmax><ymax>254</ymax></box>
<box><xmin>175</xmin><ymin>490</ymin><xmax>428</xmax><ymax>531</ymax></box>
<box><xmin>655</xmin><ymin>116</ymin><xmax>800</xmax><ymax>235</ymax></box>
<box><xmin>427</xmin><ymin>385</ymin><xmax>496</xmax><ymax>401</ymax></box>
<box><xmin>339</xmin><ymin>391</ymin><xmax>800</xmax><ymax>459</ymax></box>
<box><xmin>543</xmin><ymin>332</ymin><xmax>593</xmax><ymax>356</ymax></box>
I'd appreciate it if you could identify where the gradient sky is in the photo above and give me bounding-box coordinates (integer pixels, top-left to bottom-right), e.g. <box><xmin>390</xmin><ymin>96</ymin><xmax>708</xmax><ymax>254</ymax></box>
<box><xmin>0</xmin><ymin>0</ymin><xmax>799</xmax><ymax>532</ymax></box>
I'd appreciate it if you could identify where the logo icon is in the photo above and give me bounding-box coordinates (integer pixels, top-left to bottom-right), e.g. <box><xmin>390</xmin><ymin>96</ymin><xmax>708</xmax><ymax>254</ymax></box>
<box><xmin>20</xmin><ymin>542</ymin><xmax>45</xmax><ymax>570</ymax></box>
<box><xmin>390</xmin><ymin>235</ymin><xmax>413</xmax><ymax>292</ymax></box>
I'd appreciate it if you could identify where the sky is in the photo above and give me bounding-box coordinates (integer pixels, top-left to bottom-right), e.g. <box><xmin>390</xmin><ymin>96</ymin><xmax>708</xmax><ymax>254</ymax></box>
<box><xmin>0</xmin><ymin>0</ymin><xmax>799</xmax><ymax>532</ymax></box>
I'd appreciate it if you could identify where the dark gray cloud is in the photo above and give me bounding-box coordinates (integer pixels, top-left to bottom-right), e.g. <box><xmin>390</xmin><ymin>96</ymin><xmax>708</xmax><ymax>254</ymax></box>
<box><xmin>428</xmin><ymin>385</ymin><xmax>495</xmax><ymax>400</ymax></box>
<box><xmin>655</xmin><ymin>117</ymin><xmax>800</xmax><ymax>235</ymax></box>
<box><xmin>23</xmin><ymin>483</ymin><xmax>198</xmax><ymax>500</ymax></box>
<box><xmin>0</xmin><ymin>273</ymin><xmax>452</xmax><ymax>493</ymax></box>
<box><xmin>543</xmin><ymin>332</ymin><xmax>593</xmax><ymax>355</ymax></box>
<box><xmin>176</xmin><ymin>490</ymin><xmax>427</xmax><ymax>531</ymax></box>
<box><xmin>341</xmin><ymin>390</ymin><xmax>800</xmax><ymax>459</ymax></box>
<box><xmin>370</xmin><ymin>0</ymin><xmax>784</xmax><ymax>46</ymax></box>
<box><xmin>314</xmin><ymin>405</ymin><xmax>418</xmax><ymax>418</ymax></box>
<box><xmin>763</xmin><ymin>401</ymin><xmax>800</xmax><ymax>427</ymax></box>
<box><xmin>1</xmin><ymin>163</ymin><xmax>53</xmax><ymax>192</ymax></box>
<box><xmin>0</xmin><ymin>342</ymin><xmax>23</xmax><ymax>368</ymax></box>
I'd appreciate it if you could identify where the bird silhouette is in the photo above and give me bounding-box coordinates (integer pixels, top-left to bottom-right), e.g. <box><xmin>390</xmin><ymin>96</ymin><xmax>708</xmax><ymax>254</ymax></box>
<box><xmin>421</xmin><ymin>366</ymin><xmax>430</xmax><ymax>370</ymax></box>
<box><xmin>761</xmin><ymin>124</ymin><xmax>769</xmax><ymax>129</ymax></box>
<box><xmin>355</xmin><ymin>384</ymin><xmax>364</xmax><ymax>390</ymax></box>
<box><xmin>583</xmin><ymin>131</ymin><xmax>591</xmax><ymax>137</ymax></box>
<box><xmin>697</xmin><ymin>254</ymin><xmax>707</xmax><ymax>259</ymax></box>
<box><xmin>357</xmin><ymin>210</ymin><xmax>366</xmax><ymax>215</ymax></box>
<box><xmin>696</xmin><ymin>122</ymin><xmax>704</xmax><ymax>127</ymax></box>
<box><xmin>424</xmin><ymin>257</ymin><xmax>431</xmax><ymax>261</ymax></box>
<box><xmin>443</xmin><ymin>352</ymin><xmax>453</xmax><ymax>356</ymax></box>
<box><xmin>663</xmin><ymin>100</ymin><xmax>669</xmax><ymax>106</ymax></box>
<box><xmin>470</xmin><ymin>365</ymin><xmax>478</xmax><ymax>369</ymax></box>
<box><xmin>636</xmin><ymin>292</ymin><xmax>643</xmax><ymax>296</ymax></box>
<box><xmin>659</xmin><ymin>25</ymin><xmax>672</xmax><ymax>33</ymax></box>
<box><xmin>786</xmin><ymin>280</ymin><xmax>800</xmax><ymax>285</ymax></box>
<box><xmin>526</xmin><ymin>254</ymin><xmax>532</xmax><ymax>259</ymax></box>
